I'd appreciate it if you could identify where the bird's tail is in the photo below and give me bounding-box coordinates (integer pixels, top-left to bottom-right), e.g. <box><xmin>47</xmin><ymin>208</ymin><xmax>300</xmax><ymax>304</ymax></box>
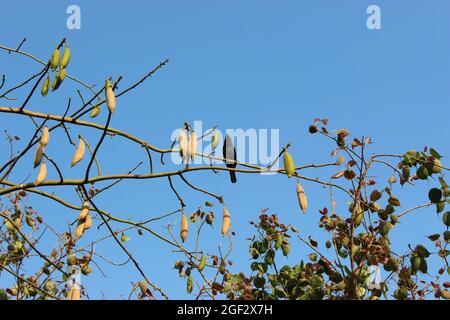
<box><xmin>229</xmin><ymin>171</ymin><xmax>237</xmax><ymax>183</ymax></box>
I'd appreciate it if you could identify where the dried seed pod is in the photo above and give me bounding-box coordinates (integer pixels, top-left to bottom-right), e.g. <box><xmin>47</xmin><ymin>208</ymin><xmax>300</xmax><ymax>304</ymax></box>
<box><xmin>84</xmin><ymin>214</ymin><xmax>92</xmax><ymax>229</ymax></box>
<box><xmin>33</xmin><ymin>143</ymin><xmax>45</xmax><ymax>168</ymax></box>
<box><xmin>178</xmin><ymin>129</ymin><xmax>188</xmax><ymax>161</ymax></box>
<box><xmin>139</xmin><ymin>280</ymin><xmax>149</xmax><ymax>297</ymax></box>
<box><xmin>283</xmin><ymin>150</ymin><xmax>295</xmax><ymax>178</ymax></box>
<box><xmin>180</xmin><ymin>212</ymin><xmax>188</xmax><ymax>242</ymax></box>
<box><xmin>105</xmin><ymin>80</ymin><xmax>116</xmax><ymax>113</ymax></box>
<box><xmin>78</xmin><ymin>201</ymin><xmax>89</xmax><ymax>221</ymax></box>
<box><xmin>189</xmin><ymin>131</ymin><xmax>197</xmax><ymax>161</ymax></box>
<box><xmin>60</xmin><ymin>46</ymin><xmax>71</xmax><ymax>69</ymax></box>
<box><xmin>331</xmin><ymin>170</ymin><xmax>345</xmax><ymax>179</ymax></box>
<box><xmin>67</xmin><ymin>287</ymin><xmax>81</xmax><ymax>300</ymax></box>
<box><xmin>75</xmin><ymin>223</ymin><xmax>85</xmax><ymax>240</ymax></box>
<box><xmin>40</xmin><ymin>126</ymin><xmax>50</xmax><ymax>147</ymax></box>
<box><xmin>41</xmin><ymin>75</ymin><xmax>50</xmax><ymax>97</ymax></box>
<box><xmin>34</xmin><ymin>162</ymin><xmax>47</xmax><ymax>186</ymax></box>
<box><xmin>211</xmin><ymin>129</ymin><xmax>219</xmax><ymax>150</ymax></box>
<box><xmin>296</xmin><ymin>182</ymin><xmax>308</xmax><ymax>214</ymax></box>
<box><xmin>71</xmin><ymin>138</ymin><xmax>86</xmax><ymax>167</ymax></box>
<box><xmin>370</xmin><ymin>189</ymin><xmax>382</xmax><ymax>202</ymax></box>
<box><xmin>336</xmin><ymin>156</ymin><xmax>345</xmax><ymax>165</ymax></box>
<box><xmin>221</xmin><ymin>207</ymin><xmax>231</xmax><ymax>236</ymax></box>
<box><xmin>50</xmin><ymin>48</ymin><xmax>60</xmax><ymax>71</ymax></box>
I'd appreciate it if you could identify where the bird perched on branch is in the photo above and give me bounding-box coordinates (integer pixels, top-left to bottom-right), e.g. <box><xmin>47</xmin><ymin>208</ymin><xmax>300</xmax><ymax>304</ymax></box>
<box><xmin>223</xmin><ymin>135</ymin><xmax>237</xmax><ymax>183</ymax></box>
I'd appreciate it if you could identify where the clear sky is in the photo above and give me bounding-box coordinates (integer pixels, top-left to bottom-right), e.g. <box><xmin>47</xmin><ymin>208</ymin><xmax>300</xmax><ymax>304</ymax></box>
<box><xmin>1</xmin><ymin>0</ymin><xmax>449</xmax><ymax>299</ymax></box>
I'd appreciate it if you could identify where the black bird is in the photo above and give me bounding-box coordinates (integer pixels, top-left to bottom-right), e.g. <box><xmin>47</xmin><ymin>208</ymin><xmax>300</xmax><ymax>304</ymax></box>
<box><xmin>223</xmin><ymin>135</ymin><xmax>237</xmax><ymax>183</ymax></box>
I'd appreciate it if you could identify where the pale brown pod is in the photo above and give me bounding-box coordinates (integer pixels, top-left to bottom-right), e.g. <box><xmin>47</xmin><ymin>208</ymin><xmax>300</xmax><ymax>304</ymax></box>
<box><xmin>67</xmin><ymin>287</ymin><xmax>81</xmax><ymax>300</ymax></box>
<box><xmin>296</xmin><ymin>182</ymin><xmax>308</xmax><ymax>214</ymax></box>
<box><xmin>84</xmin><ymin>214</ymin><xmax>92</xmax><ymax>230</ymax></box>
<box><xmin>189</xmin><ymin>131</ymin><xmax>197</xmax><ymax>161</ymax></box>
<box><xmin>34</xmin><ymin>162</ymin><xmax>47</xmax><ymax>186</ymax></box>
<box><xmin>75</xmin><ymin>223</ymin><xmax>85</xmax><ymax>240</ymax></box>
<box><xmin>180</xmin><ymin>212</ymin><xmax>188</xmax><ymax>242</ymax></box>
<box><xmin>336</xmin><ymin>156</ymin><xmax>345</xmax><ymax>165</ymax></box>
<box><xmin>331</xmin><ymin>170</ymin><xmax>345</xmax><ymax>179</ymax></box>
<box><xmin>40</xmin><ymin>126</ymin><xmax>50</xmax><ymax>147</ymax></box>
<box><xmin>139</xmin><ymin>280</ymin><xmax>149</xmax><ymax>297</ymax></box>
<box><xmin>105</xmin><ymin>80</ymin><xmax>116</xmax><ymax>113</ymax></box>
<box><xmin>78</xmin><ymin>201</ymin><xmax>90</xmax><ymax>221</ymax></box>
<box><xmin>33</xmin><ymin>143</ymin><xmax>45</xmax><ymax>168</ymax></box>
<box><xmin>221</xmin><ymin>207</ymin><xmax>231</xmax><ymax>236</ymax></box>
<box><xmin>71</xmin><ymin>138</ymin><xmax>86</xmax><ymax>167</ymax></box>
<box><xmin>178</xmin><ymin>129</ymin><xmax>188</xmax><ymax>161</ymax></box>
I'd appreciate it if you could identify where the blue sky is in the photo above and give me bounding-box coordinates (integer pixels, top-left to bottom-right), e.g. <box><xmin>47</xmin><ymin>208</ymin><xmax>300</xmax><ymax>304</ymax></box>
<box><xmin>1</xmin><ymin>0</ymin><xmax>449</xmax><ymax>299</ymax></box>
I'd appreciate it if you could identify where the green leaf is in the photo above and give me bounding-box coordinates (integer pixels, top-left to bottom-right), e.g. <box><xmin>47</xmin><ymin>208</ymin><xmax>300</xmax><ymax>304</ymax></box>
<box><xmin>437</xmin><ymin>202</ymin><xmax>445</xmax><ymax>213</ymax></box>
<box><xmin>415</xmin><ymin>244</ymin><xmax>430</xmax><ymax>258</ymax></box>
<box><xmin>439</xmin><ymin>177</ymin><xmax>449</xmax><ymax>189</ymax></box>
<box><xmin>430</xmin><ymin>148</ymin><xmax>441</xmax><ymax>160</ymax></box>
<box><xmin>427</xmin><ymin>234</ymin><xmax>440</xmax><ymax>241</ymax></box>
<box><xmin>120</xmin><ymin>235</ymin><xmax>131</xmax><ymax>242</ymax></box>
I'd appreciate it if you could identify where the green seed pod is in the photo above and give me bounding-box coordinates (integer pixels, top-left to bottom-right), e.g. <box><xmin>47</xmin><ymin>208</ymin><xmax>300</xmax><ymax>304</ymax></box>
<box><xmin>443</xmin><ymin>212</ymin><xmax>450</xmax><ymax>227</ymax></box>
<box><xmin>198</xmin><ymin>255</ymin><xmax>206</xmax><ymax>271</ymax></box>
<box><xmin>443</xmin><ymin>230</ymin><xmax>450</xmax><ymax>241</ymax></box>
<box><xmin>50</xmin><ymin>48</ymin><xmax>60</xmax><ymax>71</ymax></box>
<box><xmin>41</xmin><ymin>75</ymin><xmax>50</xmax><ymax>97</ymax></box>
<box><xmin>388</xmin><ymin>196</ymin><xmax>401</xmax><ymax>207</ymax></box>
<box><xmin>379</xmin><ymin>221</ymin><xmax>393</xmax><ymax>236</ymax></box>
<box><xmin>67</xmin><ymin>254</ymin><xmax>77</xmax><ymax>266</ymax></box>
<box><xmin>60</xmin><ymin>46</ymin><xmax>71</xmax><ymax>69</ymax></box>
<box><xmin>211</xmin><ymin>129</ymin><xmax>219</xmax><ymax>150</ymax></box>
<box><xmin>186</xmin><ymin>276</ymin><xmax>193</xmax><ymax>294</ymax></box>
<box><xmin>90</xmin><ymin>105</ymin><xmax>100</xmax><ymax>118</ymax></box>
<box><xmin>81</xmin><ymin>264</ymin><xmax>92</xmax><ymax>275</ymax></box>
<box><xmin>411</xmin><ymin>255</ymin><xmax>421</xmax><ymax>271</ymax></box>
<box><xmin>283</xmin><ymin>150</ymin><xmax>295</xmax><ymax>178</ymax></box>
<box><xmin>417</xmin><ymin>166</ymin><xmax>429</xmax><ymax>180</ymax></box>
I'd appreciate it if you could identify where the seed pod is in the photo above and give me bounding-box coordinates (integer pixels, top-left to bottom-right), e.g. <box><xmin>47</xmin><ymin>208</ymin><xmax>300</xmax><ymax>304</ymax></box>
<box><xmin>336</xmin><ymin>156</ymin><xmax>345</xmax><ymax>165</ymax></box>
<box><xmin>187</xmin><ymin>275</ymin><xmax>193</xmax><ymax>294</ymax></box>
<box><xmin>388</xmin><ymin>175</ymin><xmax>397</xmax><ymax>184</ymax></box>
<box><xmin>178</xmin><ymin>129</ymin><xmax>188</xmax><ymax>161</ymax></box>
<box><xmin>75</xmin><ymin>223</ymin><xmax>85</xmax><ymax>240</ymax></box>
<box><xmin>205</xmin><ymin>213</ymin><xmax>214</xmax><ymax>225</ymax></box>
<box><xmin>296</xmin><ymin>182</ymin><xmax>307</xmax><ymax>214</ymax></box>
<box><xmin>41</xmin><ymin>75</ymin><xmax>50</xmax><ymax>97</ymax></box>
<box><xmin>40</xmin><ymin>127</ymin><xmax>50</xmax><ymax>147</ymax></box>
<box><xmin>71</xmin><ymin>138</ymin><xmax>86</xmax><ymax>167</ymax></box>
<box><xmin>67</xmin><ymin>254</ymin><xmax>77</xmax><ymax>266</ymax></box>
<box><xmin>139</xmin><ymin>280</ymin><xmax>149</xmax><ymax>297</ymax></box>
<box><xmin>34</xmin><ymin>162</ymin><xmax>47</xmax><ymax>186</ymax></box>
<box><xmin>189</xmin><ymin>131</ymin><xmax>197</xmax><ymax>161</ymax></box>
<box><xmin>51</xmin><ymin>69</ymin><xmax>66</xmax><ymax>91</ymax></box>
<box><xmin>211</xmin><ymin>129</ymin><xmax>219</xmax><ymax>150</ymax></box>
<box><xmin>81</xmin><ymin>264</ymin><xmax>92</xmax><ymax>275</ymax></box>
<box><xmin>352</xmin><ymin>203</ymin><xmax>363</xmax><ymax>227</ymax></box>
<box><xmin>180</xmin><ymin>212</ymin><xmax>188</xmax><ymax>242</ymax></box>
<box><xmin>370</xmin><ymin>189</ymin><xmax>382</xmax><ymax>202</ymax></box>
<box><xmin>443</xmin><ymin>212</ymin><xmax>450</xmax><ymax>227</ymax></box>
<box><xmin>331</xmin><ymin>170</ymin><xmax>345</xmax><ymax>179</ymax></box>
<box><xmin>50</xmin><ymin>48</ymin><xmax>60</xmax><ymax>71</ymax></box>
<box><xmin>60</xmin><ymin>46</ymin><xmax>71</xmax><ymax>69</ymax></box>
<box><xmin>90</xmin><ymin>105</ymin><xmax>100</xmax><ymax>118</ymax></box>
<box><xmin>198</xmin><ymin>255</ymin><xmax>206</xmax><ymax>271</ymax></box>
<box><xmin>84</xmin><ymin>214</ymin><xmax>92</xmax><ymax>229</ymax></box>
<box><xmin>222</xmin><ymin>207</ymin><xmax>231</xmax><ymax>236</ymax></box>
<box><xmin>33</xmin><ymin>143</ymin><xmax>45</xmax><ymax>168</ymax></box>
<box><xmin>432</xmin><ymin>159</ymin><xmax>443</xmax><ymax>174</ymax></box>
<box><xmin>105</xmin><ymin>80</ymin><xmax>116</xmax><ymax>113</ymax></box>
<box><xmin>283</xmin><ymin>150</ymin><xmax>295</xmax><ymax>178</ymax></box>
<box><xmin>67</xmin><ymin>287</ymin><xmax>81</xmax><ymax>300</ymax></box>
<box><xmin>388</xmin><ymin>196</ymin><xmax>401</xmax><ymax>207</ymax></box>
<box><xmin>44</xmin><ymin>280</ymin><xmax>55</xmax><ymax>293</ymax></box>
<box><xmin>78</xmin><ymin>201</ymin><xmax>89</xmax><ymax>221</ymax></box>
<box><xmin>441</xmin><ymin>290</ymin><xmax>450</xmax><ymax>300</ymax></box>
